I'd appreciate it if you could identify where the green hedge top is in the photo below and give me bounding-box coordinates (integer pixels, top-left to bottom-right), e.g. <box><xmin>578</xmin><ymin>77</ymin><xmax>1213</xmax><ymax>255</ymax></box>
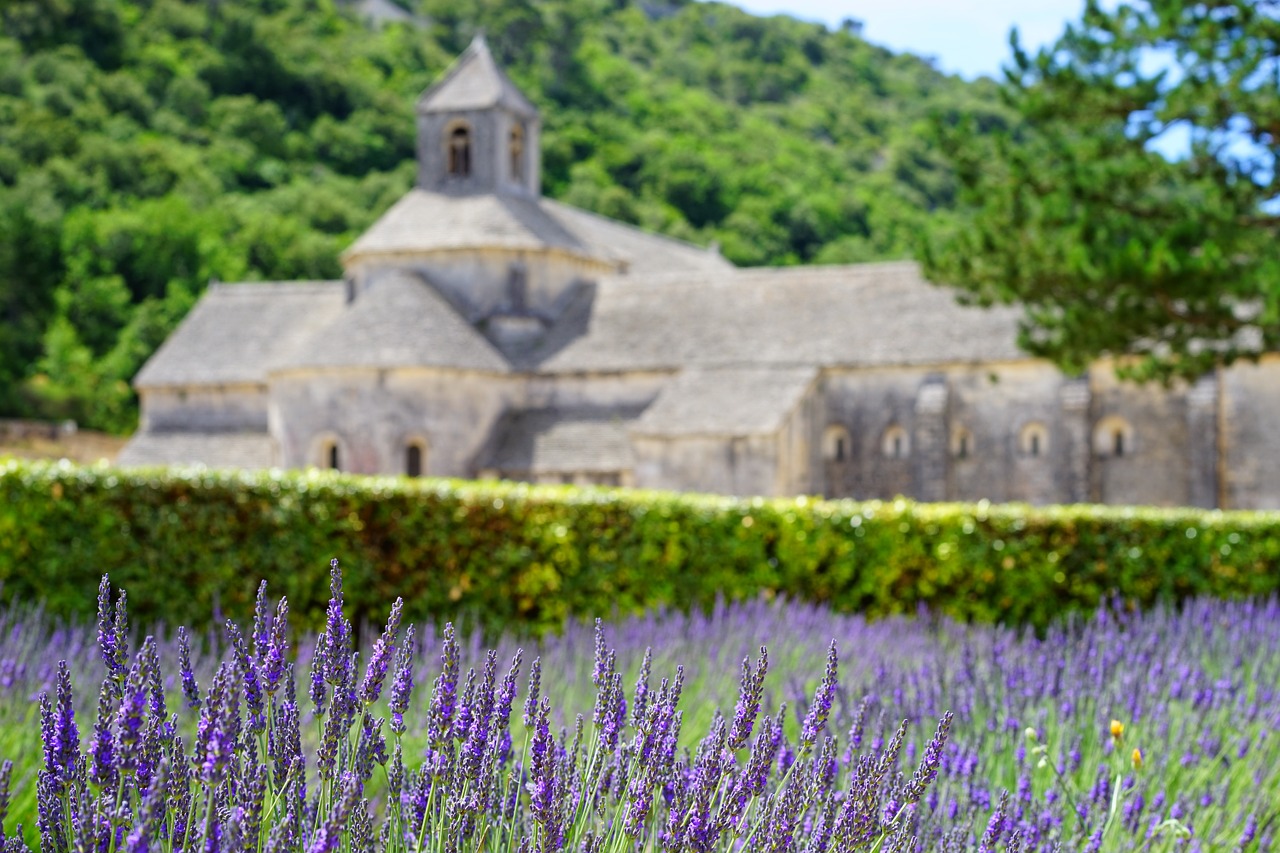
<box><xmin>3</xmin><ymin>458</ymin><xmax>1278</xmax><ymax>634</ymax></box>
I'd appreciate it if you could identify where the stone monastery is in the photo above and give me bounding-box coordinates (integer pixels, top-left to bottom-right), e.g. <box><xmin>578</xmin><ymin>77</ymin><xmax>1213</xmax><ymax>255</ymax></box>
<box><xmin>121</xmin><ymin>36</ymin><xmax>1280</xmax><ymax>509</ymax></box>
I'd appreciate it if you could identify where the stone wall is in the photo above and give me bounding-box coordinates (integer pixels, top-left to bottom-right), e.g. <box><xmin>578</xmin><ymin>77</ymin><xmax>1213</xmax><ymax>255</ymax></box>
<box><xmin>268</xmin><ymin>367</ymin><xmax>521</xmax><ymax>476</ymax></box>
<box><xmin>1222</xmin><ymin>357</ymin><xmax>1280</xmax><ymax>509</ymax></box>
<box><xmin>631</xmin><ymin>433</ymin><xmax>780</xmax><ymax>496</ymax></box>
<box><xmin>140</xmin><ymin>385</ymin><xmax>270</xmax><ymax>434</ymax></box>
<box><xmin>1088</xmin><ymin>365</ymin><xmax>1193</xmax><ymax>507</ymax></box>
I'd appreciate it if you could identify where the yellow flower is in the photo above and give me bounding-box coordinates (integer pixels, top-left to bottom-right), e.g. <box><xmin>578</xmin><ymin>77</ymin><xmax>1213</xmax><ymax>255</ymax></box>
<box><xmin>1110</xmin><ymin>720</ymin><xmax>1124</xmax><ymax>742</ymax></box>
<box><xmin>1131</xmin><ymin>748</ymin><xmax>1143</xmax><ymax>770</ymax></box>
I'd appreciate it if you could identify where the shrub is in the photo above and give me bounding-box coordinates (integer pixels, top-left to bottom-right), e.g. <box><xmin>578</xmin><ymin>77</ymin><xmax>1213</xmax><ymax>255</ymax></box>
<box><xmin>2</xmin><ymin>458</ymin><xmax>1279</xmax><ymax>634</ymax></box>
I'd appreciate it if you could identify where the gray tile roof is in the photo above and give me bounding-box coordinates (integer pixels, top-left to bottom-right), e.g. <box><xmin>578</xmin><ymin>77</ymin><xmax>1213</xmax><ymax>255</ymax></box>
<box><xmin>632</xmin><ymin>368</ymin><xmax>817</xmax><ymax>437</ymax></box>
<box><xmin>485</xmin><ymin>407</ymin><xmax>644</xmax><ymax>473</ymax></box>
<box><xmin>341</xmin><ymin>191</ymin><xmax>731</xmax><ymax>277</ymax></box>
<box><xmin>418</xmin><ymin>35</ymin><xmax>538</xmax><ymax>118</ymax></box>
<box><xmin>538</xmin><ymin>199</ymin><xmax>735</xmax><ymax>277</ymax></box>
<box><xmin>342</xmin><ymin>190</ymin><xmax>613</xmax><ymax>263</ymax></box>
<box><xmin>538</xmin><ymin>261</ymin><xmax>1025</xmax><ymax>373</ymax></box>
<box><xmin>278</xmin><ymin>272</ymin><xmax>508</xmax><ymax>373</ymax></box>
<box><xmin>133</xmin><ymin>282</ymin><xmax>348</xmax><ymax>388</ymax></box>
<box><xmin>116</xmin><ymin>432</ymin><xmax>278</xmax><ymax>469</ymax></box>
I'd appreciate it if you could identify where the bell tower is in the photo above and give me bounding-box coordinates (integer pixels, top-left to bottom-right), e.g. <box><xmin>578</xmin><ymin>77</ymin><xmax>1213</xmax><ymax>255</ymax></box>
<box><xmin>416</xmin><ymin>35</ymin><xmax>541</xmax><ymax>198</ymax></box>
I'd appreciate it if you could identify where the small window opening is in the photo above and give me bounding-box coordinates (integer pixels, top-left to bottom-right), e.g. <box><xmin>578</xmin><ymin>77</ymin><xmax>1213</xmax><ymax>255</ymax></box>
<box><xmin>957</xmin><ymin>434</ymin><xmax>969</xmax><ymax>459</ymax></box>
<box><xmin>508</xmin><ymin>262</ymin><xmax>528</xmax><ymax>314</ymax></box>
<box><xmin>406</xmin><ymin>444</ymin><xmax>422</xmax><ymax>477</ymax></box>
<box><xmin>510</xmin><ymin>124</ymin><xmax>524</xmax><ymax>182</ymax></box>
<box><xmin>1113</xmin><ymin>429</ymin><xmax>1125</xmax><ymax>457</ymax></box>
<box><xmin>327</xmin><ymin>443</ymin><xmax>340</xmax><ymax>470</ymax></box>
<box><xmin>881</xmin><ymin>425</ymin><xmax>909</xmax><ymax>459</ymax></box>
<box><xmin>448</xmin><ymin>125</ymin><xmax>472</xmax><ymax>176</ymax></box>
<box><xmin>822</xmin><ymin>425</ymin><xmax>852</xmax><ymax>463</ymax></box>
<box><xmin>1019</xmin><ymin>422</ymin><xmax>1049</xmax><ymax>458</ymax></box>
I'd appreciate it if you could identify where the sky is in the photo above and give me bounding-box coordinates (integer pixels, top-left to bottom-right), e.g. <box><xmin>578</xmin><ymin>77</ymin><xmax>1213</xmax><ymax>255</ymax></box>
<box><xmin>727</xmin><ymin>0</ymin><xmax>1090</xmax><ymax>80</ymax></box>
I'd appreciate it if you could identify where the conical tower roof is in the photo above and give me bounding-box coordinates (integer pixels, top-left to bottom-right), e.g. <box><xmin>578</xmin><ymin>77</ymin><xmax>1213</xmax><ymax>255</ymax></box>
<box><xmin>417</xmin><ymin>34</ymin><xmax>539</xmax><ymax>118</ymax></box>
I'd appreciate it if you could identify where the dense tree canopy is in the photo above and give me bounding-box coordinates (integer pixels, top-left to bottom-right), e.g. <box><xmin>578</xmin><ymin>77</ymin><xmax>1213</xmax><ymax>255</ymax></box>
<box><xmin>0</xmin><ymin>0</ymin><xmax>1004</xmax><ymax>431</ymax></box>
<box><xmin>924</xmin><ymin>0</ymin><xmax>1280</xmax><ymax>383</ymax></box>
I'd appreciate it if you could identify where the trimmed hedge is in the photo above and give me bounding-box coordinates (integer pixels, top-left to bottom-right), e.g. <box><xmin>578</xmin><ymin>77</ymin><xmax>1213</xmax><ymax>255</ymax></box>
<box><xmin>2</xmin><ymin>458</ymin><xmax>1279</xmax><ymax>634</ymax></box>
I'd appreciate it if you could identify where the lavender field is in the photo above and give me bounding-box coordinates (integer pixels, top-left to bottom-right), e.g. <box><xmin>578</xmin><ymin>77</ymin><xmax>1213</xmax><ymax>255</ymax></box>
<box><xmin>0</xmin><ymin>565</ymin><xmax>1276</xmax><ymax>852</ymax></box>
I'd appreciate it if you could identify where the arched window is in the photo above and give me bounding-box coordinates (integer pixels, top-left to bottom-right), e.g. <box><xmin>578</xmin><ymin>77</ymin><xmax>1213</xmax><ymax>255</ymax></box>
<box><xmin>822</xmin><ymin>425</ymin><xmax>851</xmax><ymax>462</ymax></box>
<box><xmin>509</xmin><ymin>123</ymin><xmax>524</xmax><ymax>181</ymax></box>
<box><xmin>881</xmin><ymin>425</ymin><xmax>910</xmax><ymax>459</ymax></box>
<box><xmin>1093</xmin><ymin>416</ymin><xmax>1134</xmax><ymax>458</ymax></box>
<box><xmin>951</xmin><ymin>426</ymin><xmax>973</xmax><ymax>460</ymax></box>
<box><xmin>312</xmin><ymin>434</ymin><xmax>343</xmax><ymax>471</ymax></box>
<box><xmin>405</xmin><ymin>438</ymin><xmax>428</xmax><ymax>477</ymax></box>
<box><xmin>1019</xmin><ymin>422</ymin><xmax>1049</xmax><ymax>458</ymax></box>
<box><xmin>447</xmin><ymin>124</ymin><xmax>472</xmax><ymax>177</ymax></box>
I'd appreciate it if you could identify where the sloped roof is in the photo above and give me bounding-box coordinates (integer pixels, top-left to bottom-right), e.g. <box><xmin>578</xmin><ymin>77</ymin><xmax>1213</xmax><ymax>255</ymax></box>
<box><xmin>539</xmin><ymin>198</ymin><xmax>735</xmax><ymax>277</ymax></box>
<box><xmin>116</xmin><ymin>432</ymin><xmax>278</xmax><ymax>469</ymax></box>
<box><xmin>341</xmin><ymin>190</ymin><xmax>732</xmax><ymax>277</ymax></box>
<box><xmin>278</xmin><ymin>272</ymin><xmax>508</xmax><ymax>372</ymax></box>
<box><xmin>418</xmin><ymin>35</ymin><xmax>538</xmax><ymax>118</ymax></box>
<box><xmin>538</xmin><ymin>262</ymin><xmax>1026</xmax><ymax>373</ymax></box>
<box><xmin>134</xmin><ymin>282</ymin><xmax>348</xmax><ymax>387</ymax></box>
<box><xmin>485</xmin><ymin>407</ymin><xmax>644</xmax><ymax>473</ymax></box>
<box><xmin>343</xmin><ymin>190</ymin><xmax>616</xmax><ymax>264</ymax></box>
<box><xmin>632</xmin><ymin>368</ymin><xmax>817</xmax><ymax>437</ymax></box>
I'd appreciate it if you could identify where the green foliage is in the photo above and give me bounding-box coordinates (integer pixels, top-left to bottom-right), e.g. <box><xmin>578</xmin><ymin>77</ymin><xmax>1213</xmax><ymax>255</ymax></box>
<box><xmin>3</xmin><ymin>458</ymin><xmax>1278</xmax><ymax>637</ymax></box>
<box><xmin>0</xmin><ymin>0</ymin><xmax>999</xmax><ymax>432</ymax></box>
<box><xmin>924</xmin><ymin>0</ymin><xmax>1280</xmax><ymax>383</ymax></box>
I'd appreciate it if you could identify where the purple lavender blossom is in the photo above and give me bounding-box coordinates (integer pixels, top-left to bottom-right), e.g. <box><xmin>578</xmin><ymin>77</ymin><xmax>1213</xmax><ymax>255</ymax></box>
<box><xmin>196</xmin><ymin>661</ymin><xmax>239</xmax><ymax>787</ymax></box>
<box><xmin>226</xmin><ymin>621</ymin><xmax>266</xmax><ymax>734</ymax></box>
<box><xmin>359</xmin><ymin>597</ymin><xmax>403</xmax><ymax>705</ymax></box>
<box><xmin>114</xmin><ymin>657</ymin><xmax>148</xmax><ymax>776</ymax></box>
<box><xmin>523</xmin><ymin>656</ymin><xmax>541</xmax><ymax>728</ymax></box>
<box><xmin>262</xmin><ymin>596</ymin><xmax>290</xmax><ymax>697</ymax></box>
<box><xmin>322</xmin><ymin>559</ymin><xmax>352</xmax><ymax>689</ymax></box>
<box><xmin>727</xmin><ymin>646</ymin><xmax>768</xmax><ymax>750</ymax></box>
<box><xmin>904</xmin><ymin>711</ymin><xmax>954</xmax><ymax>804</ymax></box>
<box><xmin>428</xmin><ymin>623</ymin><xmax>460</xmax><ymax>746</ymax></box>
<box><xmin>631</xmin><ymin>646</ymin><xmax>652</xmax><ymax>728</ymax></box>
<box><xmin>43</xmin><ymin>661</ymin><xmax>80</xmax><ymax>788</ymax></box>
<box><xmin>591</xmin><ymin>618</ymin><xmax>606</xmax><ymax>688</ymax></box>
<box><xmin>251</xmin><ymin>580</ymin><xmax>270</xmax><ymax>662</ymax></box>
<box><xmin>88</xmin><ymin>676</ymin><xmax>118</xmax><ymax>788</ymax></box>
<box><xmin>95</xmin><ymin>576</ymin><xmax>128</xmax><ymax>683</ymax></box>
<box><xmin>800</xmin><ymin>640</ymin><xmax>838</xmax><ymax>750</ymax></box>
<box><xmin>177</xmin><ymin>627</ymin><xmax>200</xmax><ymax>710</ymax></box>
<box><xmin>388</xmin><ymin>624</ymin><xmax>415</xmax><ymax>736</ymax></box>
<box><xmin>978</xmin><ymin>790</ymin><xmax>1010</xmax><ymax>853</ymax></box>
<box><xmin>124</xmin><ymin>759</ymin><xmax>169</xmax><ymax>853</ymax></box>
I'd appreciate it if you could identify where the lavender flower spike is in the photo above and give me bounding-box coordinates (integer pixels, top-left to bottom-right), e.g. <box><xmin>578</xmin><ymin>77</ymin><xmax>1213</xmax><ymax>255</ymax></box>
<box><xmin>178</xmin><ymin>627</ymin><xmax>201</xmax><ymax>710</ymax></box>
<box><xmin>95</xmin><ymin>576</ymin><xmax>128</xmax><ymax>681</ymax></box>
<box><xmin>728</xmin><ymin>646</ymin><xmax>768</xmax><ymax>750</ymax></box>
<box><xmin>388</xmin><ymin>624</ymin><xmax>415</xmax><ymax>736</ymax></box>
<box><xmin>0</xmin><ymin>759</ymin><xmax>11</xmax><ymax>842</ymax></box>
<box><xmin>322</xmin><ymin>559</ymin><xmax>352</xmax><ymax>688</ymax></box>
<box><xmin>800</xmin><ymin>640</ymin><xmax>838</xmax><ymax>750</ymax></box>
<box><xmin>50</xmin><ymin>662</ymin><xmax>80</xmax><ymax>786</ymax></box>
<box><xmin>359</xmin><ymin>597</ymin><xmax>403</xmax><ymax>705</ymax></box>
<box><xmin>522</xmin><ymin>656</ymin><xmax>541</xmax><ymax>728</ymax></box>
<box><xmin>904</xmin><ymin>710</ymin><xmax>954</xmax><ymax>804</ymax></box>
<box><xmin>262</xmin><ymin>596</ymin><xmax>290</xmax><ymax>697</ymax></box>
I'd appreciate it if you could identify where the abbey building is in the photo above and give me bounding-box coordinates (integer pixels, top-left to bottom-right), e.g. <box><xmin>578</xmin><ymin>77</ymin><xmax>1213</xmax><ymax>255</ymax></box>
<box><xmin>121</xmin><ymin>37</ymin><xmax>1280</xmax><ymax>509</ymax></box>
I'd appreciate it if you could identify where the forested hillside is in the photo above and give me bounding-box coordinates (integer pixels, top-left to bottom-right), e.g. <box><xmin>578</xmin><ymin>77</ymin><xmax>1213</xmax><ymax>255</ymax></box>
<box><xmin>0</xmin><ymin>0</ymin><xmax>1008</xmax><ymax>432</ymax></box>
